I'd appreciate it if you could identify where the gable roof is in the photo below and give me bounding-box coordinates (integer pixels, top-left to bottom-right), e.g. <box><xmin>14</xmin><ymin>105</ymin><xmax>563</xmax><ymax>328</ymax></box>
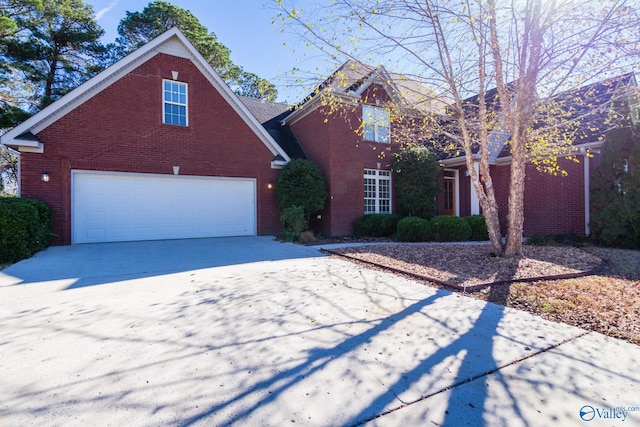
<box><xmin>283</xmin><ymin>60</ymin><xmax>446</xmax><ymax>125</ymax></box>
<box><xmin>440</xmin><ymin>72</ymin><xmax>638</xmax><ymax>165</ymax></box>
<box><xmin>0</xmin><ymin>27</ymin><xmax>290</xmax><ymax>166</ymax></box>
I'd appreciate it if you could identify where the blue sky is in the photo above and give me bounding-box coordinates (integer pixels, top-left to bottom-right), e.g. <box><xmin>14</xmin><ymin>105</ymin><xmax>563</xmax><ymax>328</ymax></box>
<box><xmin>84</xmin><ymin>0</ymin><xmax>332</xmax><ymax>103</ymax></box>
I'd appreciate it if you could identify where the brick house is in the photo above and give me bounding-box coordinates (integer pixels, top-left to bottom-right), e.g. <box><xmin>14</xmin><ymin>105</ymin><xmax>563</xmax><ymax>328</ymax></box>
<box><xmin>438</xmin><ymin>73</ymin><xmax>638</xmax><ymax>237</ymax></box>
<box><xmin>249</xmin><ymin>60</ymin><xmax>637</xmax><ymax>238</ymax></box>
<box><xmin>1</xmin><ymin>28</ymin><xmax>290</xmax><ymax>245</ymax></box>
<box><xmin>2</xmin><ymin>28</ymin><xmax>636</xmax><ymax>244</ymax></box>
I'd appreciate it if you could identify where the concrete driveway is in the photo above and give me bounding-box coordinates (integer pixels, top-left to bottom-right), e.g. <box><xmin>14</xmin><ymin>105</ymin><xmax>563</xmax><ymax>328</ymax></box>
<box><xmin>1</xmin><ymin>237</ymin><xmax>638</xmax><ymax>426</ymax></box>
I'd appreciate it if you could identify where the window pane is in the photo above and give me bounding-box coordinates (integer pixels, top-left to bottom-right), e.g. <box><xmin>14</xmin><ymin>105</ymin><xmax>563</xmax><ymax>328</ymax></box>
<box><xmin>363</xmin><ymin>105</ymin><xmax>390</xmax><ymax>143</ymax></box>
<box><xmin>163</xmin><ymin>80</ymin><xmax>188</xmax><ymax>126</ymax></box>
<box><xmin>378</xmin><ymin>126</ymin><xmax>390</xmax><ymax>143</ymax></box>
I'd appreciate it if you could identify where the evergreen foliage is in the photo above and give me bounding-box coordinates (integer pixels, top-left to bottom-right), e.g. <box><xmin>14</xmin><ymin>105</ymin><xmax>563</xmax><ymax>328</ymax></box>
<box><xmin>2</xmin><ymin>0</ymin><xmax>105</xmax><ymax>109</ymax></box>
<box><xmin>276</xmin><ymin>159</ymin><xmax>327</xmax><ymax>225</ymax></box>
<box><xmin>430</xmin><ymin>215</ymin><xmax>472</xmax><ymax>242</ymax></box>
<box><xmin>463</xmin><ymin>215</ymin><xmax>489</xmax><ymax>241</ymax></box>
<box><xmin>353</xmin><ymin>214</ymin><xmax>403</xmax><ymax>237</ymax></box>
<box><xmin>0</xmin><ymin>197</ymin><xmax>52</xmax><ymax>262</ymax></box>
<box><xmin>115</xmin><ymin>1</ymin><xmax>277</xmax><ymax>100</ymax></box>
<box><xmin>391</xmin><ymin>145</ymin><xmax>440</xmax><ymax>219</ymax></box>
<box><xmin>590</xmin><ymin>126</ymin><xmax>640</xmax><ymax>248</ymax></box>
<box><xmin>396</xmin><ymin>216</ymin><xmax>431</xmax><ymax>242</ymax></box>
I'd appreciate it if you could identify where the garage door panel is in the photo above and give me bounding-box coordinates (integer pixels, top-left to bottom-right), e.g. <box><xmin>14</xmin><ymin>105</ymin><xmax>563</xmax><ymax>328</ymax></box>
<box><xmin>73</xmin><ymin>172</ymin><xmax>256</xmax><ymax>244</ymax></box>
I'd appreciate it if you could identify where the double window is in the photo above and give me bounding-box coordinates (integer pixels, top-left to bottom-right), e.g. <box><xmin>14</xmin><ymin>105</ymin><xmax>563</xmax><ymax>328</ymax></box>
<box><xmin>362</xmin><ymin>105</ymin><xmax>390</xmax><ymax>143</ymax></box>
<box><xmin>163</xmin><ymin>80</ymin><xmax>188</xmax><ymax>126</ymax></box>
<box><xmin>364</xmin><ymin>169</ymin><xmax>391</xmax><ymax>214</ymax></box>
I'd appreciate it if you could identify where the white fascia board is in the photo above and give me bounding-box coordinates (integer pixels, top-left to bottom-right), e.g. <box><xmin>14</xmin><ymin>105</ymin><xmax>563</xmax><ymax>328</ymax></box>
<box><xmin>0</xmin><ymin>27</ymin><xmax>291</xmax><ymax>165</ymax></box>
<box><xmin>0</xmin><ymin>29</ymin><xmax>180</xmax><ymax>149</ymax></box>
<box><xmin>283</xmin><ymin>92</ymin><xmax>358</xmax><ymax>126</ymax></box>
<box><xmin>271</xmin><ymin>159</ymin><xmax>287</xmax><ymax>169</ymax></box>
<box><xmin>174</xmin><ymin>34</ymin><xmax>290</xmax><ymax>163</ymax></box>
<box><xmin>494</xmin><ymin>140</ymin><xmax>606</xmax><ymax>166</ymax></box>
<box><xmin>440</xmin><ymin>154</ymin><xmax>480</xmax><ymax>167</ymax></box>
<box><xmin>18</xmin><ymin>143</ymin><xmax>44</xmax><ymax>154</ymax></box>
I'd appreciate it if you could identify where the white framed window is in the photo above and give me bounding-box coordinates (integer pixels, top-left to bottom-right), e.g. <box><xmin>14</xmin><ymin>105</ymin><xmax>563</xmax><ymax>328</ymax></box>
<box><xmin>364</xmin><ymin>169</ymin><xmax>392</xmax><ymax>214</ymax></box>
<box><xmin>362</xmin><ymin>105</ymin><xmax>390</xmax><ymax>143</ymax></box>
<box><xmin>163</xmin><ymin>80</ymin><xmax>188</xmax><ymax>126</ymax></box>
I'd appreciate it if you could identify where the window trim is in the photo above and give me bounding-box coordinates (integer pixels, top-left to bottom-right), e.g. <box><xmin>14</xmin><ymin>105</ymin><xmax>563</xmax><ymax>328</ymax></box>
<box><xmin>362</xmin><ymin>104</ymin><xmax>390</xmax><ymax>143</ymax></box>
<box><xmin>364</xmin><ymin>169</ymin><xmax>392</xmax><ymax>214</ymax></box>
<box><xmin>443</xmin><ymin>168</ymin><xmax>460</xmax><ymax>216</ymax></box>
<box><xmin>162</xmin><ymin>79</ymin><xmax>188</xmax><ymax>127</ymax></box>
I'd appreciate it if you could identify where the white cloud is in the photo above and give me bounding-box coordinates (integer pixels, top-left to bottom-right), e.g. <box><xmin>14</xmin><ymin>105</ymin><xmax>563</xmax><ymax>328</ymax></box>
<box><xmin>96</xmin><ymin>0</ymin><xmax>120</xmax><ymax>20</ymax></box>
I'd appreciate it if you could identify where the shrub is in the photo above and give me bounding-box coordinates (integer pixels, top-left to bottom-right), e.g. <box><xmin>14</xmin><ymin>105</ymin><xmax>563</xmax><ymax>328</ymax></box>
<box><xmin>430</xmin><ymin>215</ymin><xmax>472</xmax><ymax>242</ymax></box>
<box><xmin>463</xmin><ymin>215</ymin><xmax>489</xmax><ymax>241</ymax></box>
<box><xmin>397</xmin><ymin>216</ymin><xmax>432</xmax><ymax>242</ymax></box>
<box><xmin>276</xmin><ymin>159</ymin><xmax>327</xmax><ymax>225</ymax></box>
<box><xmin>353</xmin><ymin>214</ymin><xmax>403</xmax><ymax>237</ymax></box>
<box><xmin>590</xmin><ymin>126</ymin><xmax>640</xmax><ymax>248</ymax></box>
<box><xmin>297</xmin><ymin>231</ymin><xmax>317</xmax><ymax>244</ymax></box>
<box><xmin>0</xmin><ymin>198</ymin><xmax>53</xmax><ymax>263</ymax></box>
<box><xmin>392</xmin><ymin>146</ymin><xmax>440</xmax><ymax>219</ymax></box>
<box><xmin>280</xmin><ymin>206</ymin><xmax>307</xmax><ymax>233</ymax></box>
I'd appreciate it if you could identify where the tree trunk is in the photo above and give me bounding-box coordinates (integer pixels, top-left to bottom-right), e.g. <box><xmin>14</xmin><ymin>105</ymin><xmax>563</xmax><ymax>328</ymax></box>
<box><xmin>504</xmin><ymin>130</ymin><xmax>526</xmax><ymax>257</ymax></box>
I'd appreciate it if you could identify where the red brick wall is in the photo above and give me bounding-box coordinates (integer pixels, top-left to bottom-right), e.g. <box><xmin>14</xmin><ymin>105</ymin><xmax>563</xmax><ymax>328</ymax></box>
<box><xmin>523</xmin><ymin>158</ymin><xmax>587</xmax><ymax>237</ymax></box>
<box><xmin>20</xmin><ymin>53</ymin><xmax>281</xmax><ymax>245</ymax></box>
<box><xmin>491</xmin><ymin>157</ymin><xmax>588</xmax><ymax>237</ymax></box>
<box><xmin>291</xmin><ymin>84</ymin><xmax>398</xmax><ymax>236</ymax></box>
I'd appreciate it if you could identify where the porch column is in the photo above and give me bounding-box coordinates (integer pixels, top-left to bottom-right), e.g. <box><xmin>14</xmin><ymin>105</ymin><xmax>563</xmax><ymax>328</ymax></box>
<box><xmin>470</xmin><ymin>161</ymin><xmax>480</xmax><ymax>215</ymax></box>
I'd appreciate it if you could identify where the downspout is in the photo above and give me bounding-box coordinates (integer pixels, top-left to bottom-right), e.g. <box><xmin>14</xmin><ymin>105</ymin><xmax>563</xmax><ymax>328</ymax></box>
<box><xmin>581</xmin><ymin>147</ymin><xmax>590</xmax><ymax>236</ymax></box>
<box><xmin>17</xmin><ymin>149</ymin><xmax>20</xmax><ymax>197</ymax></box>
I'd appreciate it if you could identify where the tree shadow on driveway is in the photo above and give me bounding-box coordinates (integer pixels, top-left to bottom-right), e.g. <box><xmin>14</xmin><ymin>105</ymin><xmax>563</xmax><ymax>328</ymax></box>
<box><xmin>1</xmin><ymin>255</ymin><xmax>626</xmax><ymax>426</ymax></box>
<box><xmin>0</xmin><ymin>236</ymin><xmax>323</xmax><ymax>289</ymax></box>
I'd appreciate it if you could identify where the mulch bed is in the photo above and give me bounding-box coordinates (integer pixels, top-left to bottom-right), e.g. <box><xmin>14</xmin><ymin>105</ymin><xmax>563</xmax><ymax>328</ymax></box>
<box><xmin>326</xmin><ymin>243</ymin><xmax>640</xmax><ymax>345</ymax></box>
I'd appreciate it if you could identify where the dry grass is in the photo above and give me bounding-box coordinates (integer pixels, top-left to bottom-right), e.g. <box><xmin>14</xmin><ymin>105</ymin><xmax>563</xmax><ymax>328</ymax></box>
<box><xmin>329</xmin><ymin>244</ymin><xmax>640</xmax><ymax>345</ymax></box>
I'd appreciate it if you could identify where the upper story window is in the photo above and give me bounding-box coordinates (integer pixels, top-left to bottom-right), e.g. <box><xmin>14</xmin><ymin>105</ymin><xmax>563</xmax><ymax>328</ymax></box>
<box><xmin>362</xmin><ymin>104</ymin><xmax>390</xmax><ymax>143</ymax></box>
<box><xmin>163</xmin><ymin>80</ymin><xmax>188</xmax><ymax>126</ymax></box>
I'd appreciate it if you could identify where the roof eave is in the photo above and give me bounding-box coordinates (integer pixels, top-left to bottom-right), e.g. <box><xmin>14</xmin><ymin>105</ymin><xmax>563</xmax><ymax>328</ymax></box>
<box><xmin>0</xmin><ymin>27</ymin><xmax>291</xmax><ymax>164</ymax></box>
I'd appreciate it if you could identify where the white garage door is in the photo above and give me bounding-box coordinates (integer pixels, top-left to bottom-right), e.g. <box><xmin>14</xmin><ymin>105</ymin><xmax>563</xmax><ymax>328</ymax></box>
<box><xmin>72</xmin><ymin>171</ymin><xmax>256</xmax><ymax>244</ymax></box>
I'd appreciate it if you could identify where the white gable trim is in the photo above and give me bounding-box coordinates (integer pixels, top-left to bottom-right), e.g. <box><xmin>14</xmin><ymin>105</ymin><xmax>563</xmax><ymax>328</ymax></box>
<box><xmin>283</xmin><ymin>65</ymin><xmax>405</xmax><ymax>127</ymax></box>
<box><xmin>1</xmin><ymin>28</ymin><xmax>290</xmax><ymax>166</ymax></box>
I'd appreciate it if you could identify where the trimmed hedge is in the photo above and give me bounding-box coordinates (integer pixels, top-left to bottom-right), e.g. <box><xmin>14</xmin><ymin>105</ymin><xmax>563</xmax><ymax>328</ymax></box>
<box><xmin>430</xmin><ymin>215</ymin><xmax>472</xmax><ymax>242</ymax></box>
<box><xmin>463</xmin><ymin>215</ymin><xmax>489</xmax><ymax>241</ymax></box>
<box><xmin>353</xmin><ymin>214</ymin><xmax>403</xmax><ymax>237</ymax></box>
<box><xmin>0</xmin><ymin>198</ymin><xmax>53</xmax><ymax>263</ymax></box>
<box><xmin>397</xmin><ymin>216</ymin><xmax>432</xmax><ymax>242</ymax></box>
<box><xmin>276</xmin><ymin>159</ymin><xmax>327</xmax><ymax>224</ymax></box>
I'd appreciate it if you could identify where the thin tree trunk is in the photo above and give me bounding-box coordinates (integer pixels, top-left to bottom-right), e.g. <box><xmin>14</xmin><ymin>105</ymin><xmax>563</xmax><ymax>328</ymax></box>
<box><xmin>504</xmin><ymin>128</ymin><xmax>527</xmax><ymax>256</ymax></box>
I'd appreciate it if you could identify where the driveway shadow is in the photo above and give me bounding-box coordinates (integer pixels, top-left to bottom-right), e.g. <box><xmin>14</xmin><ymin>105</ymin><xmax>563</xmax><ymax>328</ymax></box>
<box><xmin>0</xmin><ymin>236</ymin><xmax>324</xmax><ymax>289</ymax></box>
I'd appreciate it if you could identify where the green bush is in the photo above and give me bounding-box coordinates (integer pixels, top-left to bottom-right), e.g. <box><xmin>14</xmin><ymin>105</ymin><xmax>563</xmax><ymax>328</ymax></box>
<box><xmin>0</xmin><ymin>198</ymin><xmax>53</xmax><ymax>263</ymax></box>
<box><xmin>397</xmin><ymin>216</ymin><xmax>432</xmax><ymax>242</ymax></box>
<box><xmin>590</xmin><ymin>126</ymin><xmax>640</xmax><ymax>248</ymax></box>
<box><xmin>430</xmin><ymin>215</ymin><xmax>472</xmax><ymax>242</ymax></box>
<box><xmin>353</xmin><ymin>214</ymin><xmax>403</xmax><ymax>237</ymax></box>
<box><xmin>392</xmin><ymin>145</ymin><xmax>441</xmax><ymax>219</ymax></box>
<box><xmin>280</xmin><ymin>206</ymin><xmax>307</xmax><ymax>233</ymax></box>
<box><xmin>463</xmin><ymin>215</ymin><xmax>489</xmax><ymax>241</ymax></box>
<box><xmin>276</xmin><ymin>159</ymin><xmax>327</xmax><ymax>225</ymax></box>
